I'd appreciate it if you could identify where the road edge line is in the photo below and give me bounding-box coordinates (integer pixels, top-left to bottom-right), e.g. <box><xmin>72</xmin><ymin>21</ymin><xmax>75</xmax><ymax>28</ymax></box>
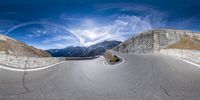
<box><xmin>0</xmin><ymin>61</ymin><xmax>66</xmax><ymax>72</ymax></box>
<box><xmin>171</xmin><ymin>56</ymin><xmax>200</xmax><ymax>68</ymax></box>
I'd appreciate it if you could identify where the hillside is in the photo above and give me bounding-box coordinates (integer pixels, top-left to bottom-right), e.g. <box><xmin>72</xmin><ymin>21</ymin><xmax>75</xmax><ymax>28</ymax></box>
<box><xmin>114</xmin><ymin>29</ymin><xmax>200</xmax><ymax>53</ymax></box>
<box><xmin>166</xmin><ymin>35</ymin><xmax>200</xmax><ymax>50</ymax></box>
<box><xmin>47</xmin><ymin>40</ymin><xmax>121</xmax><ymax>57</ymax></box>
<box><xmin>0</xmin><ymin>34</ymin><xmax>51</xmax><ymax>57</ymax></box>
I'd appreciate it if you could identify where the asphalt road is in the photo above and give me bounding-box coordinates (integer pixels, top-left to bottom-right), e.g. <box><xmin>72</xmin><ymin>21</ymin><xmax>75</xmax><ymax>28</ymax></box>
<box><xmin>1</xmin><ymin>52</ymin><xmax>200</xmax><ymax>100</ymax></box>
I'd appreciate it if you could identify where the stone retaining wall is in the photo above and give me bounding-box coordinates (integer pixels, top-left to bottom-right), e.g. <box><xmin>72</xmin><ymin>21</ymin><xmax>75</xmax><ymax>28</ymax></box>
<box><xmin>114</xmin><ymin>33</ymin><xmax>154</xmax><ymax>53</ymax></box>
<box><xmin>160</xmin><ymin>49</ymin><xmax>200</xmax><ymax>64</ymax></box>
<box><xmin>114</xmin><ymin>29</ymin><xmax>200</xmax><ymax>53</ymax></box>
<box><xmin>0</xmin><ymin>54</ymin><xmax>65</xmax><ymax>69</ymax></box>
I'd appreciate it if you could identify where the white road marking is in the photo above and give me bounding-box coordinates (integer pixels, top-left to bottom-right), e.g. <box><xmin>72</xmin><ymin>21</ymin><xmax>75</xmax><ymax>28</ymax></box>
<box><xmin>172</xmin><ymin>56</ymin><xmax>200</xmax><ymax>68</ymax></box>
<box><xmin>0</xmin><ymin>61</ymin><xmax>66</xmax><ymax>72</ymax></box>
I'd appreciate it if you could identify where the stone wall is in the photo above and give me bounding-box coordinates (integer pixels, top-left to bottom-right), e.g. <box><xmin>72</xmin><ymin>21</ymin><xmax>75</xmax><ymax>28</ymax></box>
<box><xmin>0</xmin><ymin>54</ymin><xmax>65</xmax><ymax>69</ymax></box>
<box><xmin>113</xmin><ymin>29</ymin><xmax>200</xmax><ymax>63</ymax></box>
<box><xmin>114</xmin><ymin>32</ymin><xmax>154</xmax><ymax>53</ymax></box>
<box><xmin>156</xmin><ymin>29</ymin><xmax>200</xmax><ymax>48</ymax></box>
<box><xmin>160</xmin><ymin>49</ymin><xmax>200</xmax><ymax>64</ymax></box>
<box><xmin>114</xmin><ymin>29</ymin><xmax>200</xmax><ymax>53</ymax></box>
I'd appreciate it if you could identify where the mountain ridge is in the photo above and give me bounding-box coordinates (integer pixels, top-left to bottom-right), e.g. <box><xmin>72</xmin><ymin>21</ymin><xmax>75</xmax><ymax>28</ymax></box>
<box><xmin>47</xmin><ymin>40</ymin><xmax>121</xmax><ymax>57</ymax></box>
<box><xmin>0</xmin><ymin>34</ymin><xmax>51</xmax><ymax>57</ymax></box>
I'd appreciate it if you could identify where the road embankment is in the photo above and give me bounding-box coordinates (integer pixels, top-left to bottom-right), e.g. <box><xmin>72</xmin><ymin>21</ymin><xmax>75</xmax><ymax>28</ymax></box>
<box><xmin>0</xmin><ymin>54</ymin><xmax>65</xmax><ymax>69</ymax></box>
<box><xmin>0</xmin><ymin>54</ymin><xmax>99</xmax><ymax>71</ymax></box>
<box><xmin>160</xmin><ymin>49</ymin><xmax>200</xmax><ymax>64</ymax></box>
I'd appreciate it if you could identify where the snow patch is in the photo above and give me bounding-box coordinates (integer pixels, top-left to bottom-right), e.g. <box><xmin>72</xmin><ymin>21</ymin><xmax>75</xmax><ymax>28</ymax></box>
<box><xmin>0</xmin><ymin>34</ymin><xmax>17</xmax><ymax>41</ymax></box>
<box><xmin>0</xmin><ymin>34</ymin><xmax>7</xmax><ymax>41</ymax></box>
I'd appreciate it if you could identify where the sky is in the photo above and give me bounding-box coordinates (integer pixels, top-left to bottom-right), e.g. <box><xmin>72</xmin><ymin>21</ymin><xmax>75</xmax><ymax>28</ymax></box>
<box><xmin>0</xmin><ymin>0</ymin><xmax>200</xmax><ymax>49</ymax></box>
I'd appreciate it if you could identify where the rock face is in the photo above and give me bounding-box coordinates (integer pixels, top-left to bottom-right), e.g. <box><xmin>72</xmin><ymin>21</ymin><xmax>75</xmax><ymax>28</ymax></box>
<box><xmin>0</xmin><ymin>34</ymin><xmax>51</xmax><ymax>57</ymax></box>
<box><xmin>114</xmin><ymin>29</ymin><xmax>200</xmax><ymax>53</ymax></box>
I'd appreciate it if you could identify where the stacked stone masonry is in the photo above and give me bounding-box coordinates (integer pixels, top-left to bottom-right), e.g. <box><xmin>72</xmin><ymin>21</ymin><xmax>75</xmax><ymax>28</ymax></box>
<box><xmin>114</xmin><ymin>29</ymin><xmax>200</xmax><ymax>53</ymax></box>
<box><xmin>0</xmin><ymin>54</ymin><xmax>65</xmax><ymax>69</ymax></box>
<box><xmin>114</xmin><ymin>29</ymin><xmax>200</xmax><ymax>63</ymax></box>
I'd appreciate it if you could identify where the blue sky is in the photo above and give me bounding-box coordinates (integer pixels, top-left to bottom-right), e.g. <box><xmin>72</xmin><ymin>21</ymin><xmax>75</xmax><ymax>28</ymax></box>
<box><xmin>0</xmin><ymin>0</ymin><xmax>200</xmax><ymax>49</ymax></box>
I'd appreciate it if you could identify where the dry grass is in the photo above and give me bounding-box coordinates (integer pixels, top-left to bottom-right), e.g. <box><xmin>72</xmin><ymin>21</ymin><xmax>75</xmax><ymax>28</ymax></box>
<box><xmin>104</xmin><ymin>51</ymin><xmax>120</xmax><ymax>64</ymax></box>
<box><xmin>166</xmin><ymin>36</ymin><xmax>200</xmax><ymax>50</ymax></box>
<box><xmin>0</xmin><ymin>37</ymin><xmax>51</xmax><ymax>57</ymax></box>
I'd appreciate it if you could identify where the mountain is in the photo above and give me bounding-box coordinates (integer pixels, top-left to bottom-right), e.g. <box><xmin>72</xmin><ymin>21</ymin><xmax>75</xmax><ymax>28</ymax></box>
<box><xmin>0</xmin><ymin>34</ymin><xmax>51</xmax><ymax>57</ymax></box>
<box><xmin>46</xmin><ymin>40</ymin><xmax>121</xmax><ymax>57</ymax></box>
<box><xmin>114</xmin><ymin>29</ymin><xmax>200</xmax><ymax>53</ymax></box>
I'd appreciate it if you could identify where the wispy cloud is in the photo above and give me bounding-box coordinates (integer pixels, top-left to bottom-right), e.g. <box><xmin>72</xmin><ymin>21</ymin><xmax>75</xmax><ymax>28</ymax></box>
<box><xmin>94</xmin><ymin>3</ymin><xmax>168</xmax><ymax>28</ymax></box>
<box><xmin>41</xmin><ymin>35</ymin><xmax>76</xmax><ymax>44</ymax></box>
<box><xmin>0</xmin><ymin>19</ymin><xmax>20</xmax><ymax>34</ymax></box>
<box><xmin>69</xmin><ymin>15</ymin><xmax>152</xmax><ymax>46</ymax></box>
<box><xmin>39</xmin><ymin>34</ymin><xmax>80</xmax><ymax>49</ymax></box>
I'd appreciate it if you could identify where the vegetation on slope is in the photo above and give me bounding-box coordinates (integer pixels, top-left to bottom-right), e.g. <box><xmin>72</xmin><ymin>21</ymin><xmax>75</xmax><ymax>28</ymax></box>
<box><xmin>166</xmin><ymin>35</ymin><xmax>200</xmax><ymax>50</ymax></box>
<box><xmin>104</xmin><ymin>51</ymin><xmax>121</xmax><ymax>64</ymax></box>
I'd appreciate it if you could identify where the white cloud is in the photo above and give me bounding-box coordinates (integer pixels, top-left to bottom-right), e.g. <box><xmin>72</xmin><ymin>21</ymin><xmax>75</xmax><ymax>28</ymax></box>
<box><xmin>94</xmin><ymin>3</ymin><xmax>167</xmax><ymax>28</ymax></box>
<box><xmin>39</xmin><ymin>35</ymin><xmax>80</xmax><ymax>49</ymax></box>
<box><xmin>41</xmin><ymin>35</ymin><xmax>76</xmax><ymax>44</ymax></box>
<box><xmin>69</xmin><ymin>15</ymin><xmax>152</xmax><ymax>46</ymax></box>
<box><xmin>2</xmin><ymin>12</ymin><xmax>153</xmax><ymax>49</ymax></box>
<box><xmin>53</xmin><ymin>43</ymin><xmax>67</xmax><ymax>49</ymax></box>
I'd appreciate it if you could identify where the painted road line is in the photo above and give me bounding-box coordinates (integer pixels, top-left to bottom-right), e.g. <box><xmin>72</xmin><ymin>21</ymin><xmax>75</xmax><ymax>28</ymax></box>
<box><xmin>172</xmin><ymin>56</ymin><xmax>200</xmax><ymax>68</ymax></box>
<box><xmin>0</xmin><ymin>61</ymin><xmax>65</xmax><ymax>72</ymax></box>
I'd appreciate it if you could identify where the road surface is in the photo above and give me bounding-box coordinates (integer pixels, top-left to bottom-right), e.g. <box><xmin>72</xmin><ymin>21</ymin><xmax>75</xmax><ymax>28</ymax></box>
<box><xmin>0</xmin><ymin>52</ymin><xmax>200</xmax><ymax>100</ymax></box>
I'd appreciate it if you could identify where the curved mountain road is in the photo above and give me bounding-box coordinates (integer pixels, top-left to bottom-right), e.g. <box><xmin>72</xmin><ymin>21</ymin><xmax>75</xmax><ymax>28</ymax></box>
<box><xmin>1</xmin><ymin>52</ymin><xmax>200</xmax><ymax>100</ymax></box>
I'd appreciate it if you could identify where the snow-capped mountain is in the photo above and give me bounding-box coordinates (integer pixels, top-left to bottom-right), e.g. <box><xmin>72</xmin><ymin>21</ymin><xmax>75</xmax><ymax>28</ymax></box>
<box><xmin>46</xmin><ymin>40</ymin><xmax>121</xmax><ymax>57</ymax></box>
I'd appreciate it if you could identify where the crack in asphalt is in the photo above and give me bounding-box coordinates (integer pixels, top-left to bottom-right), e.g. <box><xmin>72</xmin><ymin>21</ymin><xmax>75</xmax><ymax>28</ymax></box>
<box><xmin>1</xmin><ymin>60</ymin><xmax>31</xmax><ymax>98</ymax></box>
<box><xmin>1</xmin><ymin>91</ymin><xmax>28</xmax><ymax>99</ymax></box>
<box><xmin>22</xmin><ymin>59</ymin><xmax>29</xmax><ymax>92</ymax></box>
<box><xmin>141</xmin><ymin>55</ymin><xmax>170</xmax><ymax>97</ymax></box>
<box><xmin>22</xmin><ymin>71</ymin><xmax>29</xmax><ymax>92</ymax></box>
<box><xmin>160</xmin><ymin>85</ymin><xmax>170</xmax><ymax>96</ymax></box>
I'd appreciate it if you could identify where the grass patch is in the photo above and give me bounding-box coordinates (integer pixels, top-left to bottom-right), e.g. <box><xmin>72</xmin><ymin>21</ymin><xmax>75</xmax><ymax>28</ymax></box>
<box><xmin>166</xmin><ymin>36</ymin><xmax>200</xmax><ymax>50</ymax></box>
<box><xmin>104</xmin><ymin>51</ymin><xmax>121</xmax><ymax>64</ymax></box>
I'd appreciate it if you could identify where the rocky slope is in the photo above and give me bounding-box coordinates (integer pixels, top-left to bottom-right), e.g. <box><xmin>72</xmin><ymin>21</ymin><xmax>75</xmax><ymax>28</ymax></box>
<box><xmin>0</xmin><ymin>34</ymin><xmax>51</xmax><ymax>57</ymax></box>
<box><xmin>47</xmin><ymin>40</ymin><xmax>121</xmax><ymax>57</ymax></box>
<box><xmin>114</xmin><ymin>29</ymin><xmax>200</xmax><ymax>53</ymax></box>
